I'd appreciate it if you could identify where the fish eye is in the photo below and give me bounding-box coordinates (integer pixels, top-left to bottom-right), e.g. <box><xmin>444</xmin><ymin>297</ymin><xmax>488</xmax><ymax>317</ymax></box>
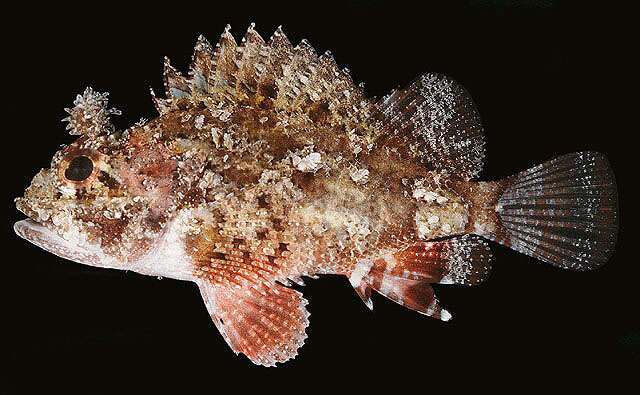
<box><xmin>64</xmin><ymin>155</ymin><xmax>94</xmax><ymax>182</ymax></box>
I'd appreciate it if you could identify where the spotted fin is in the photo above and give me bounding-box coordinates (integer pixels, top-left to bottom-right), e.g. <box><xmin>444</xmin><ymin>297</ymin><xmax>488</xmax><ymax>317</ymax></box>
<box><xmin>197</xmin><ymin>279</ymin><xmax>309</xmax><ymax>367</ymax></box>
<box><xmin>375</xmin><ymin>73</ymin><xmax>486</xmax><ymax>180</ymax></box>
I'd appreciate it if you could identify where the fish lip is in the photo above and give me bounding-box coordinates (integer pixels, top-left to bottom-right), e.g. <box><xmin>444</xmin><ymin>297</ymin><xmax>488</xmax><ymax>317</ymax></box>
<box><xmin>14</xmin><ymin>218</ymin><xmax>47</xmax><ymax>240</ymax></box>
<box><xmin>14</xmin><ymin>218</ymin><xmax>104</xmax><ymax>267</ymax></box>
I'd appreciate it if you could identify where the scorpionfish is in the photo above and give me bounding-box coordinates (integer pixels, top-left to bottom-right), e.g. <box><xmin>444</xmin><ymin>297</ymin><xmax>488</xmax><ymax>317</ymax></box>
<box><xmin>14</xmin><ymin>24</ymin><xmax>618</xmax><ymax>366</ymax></box>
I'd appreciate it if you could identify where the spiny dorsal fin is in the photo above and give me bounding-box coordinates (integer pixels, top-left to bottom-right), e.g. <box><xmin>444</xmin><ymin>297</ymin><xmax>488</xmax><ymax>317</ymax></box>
<box><xmin>275</xmin><ymin>38</ymin><xmax>319</xmax><ymax>110</ymax></box>
<box><xmin>375</xmin><ymin>73</ymin><xmax>486</xmax><ymax>180</ymax></box>
<box><xmin>149</xmin><ymin>86</ymin><xmax>171</xmax><ymax>115</ymax></box>
<box><xmin>152</xmin><ymin>25</ymin><xmax>378</xmax><ymax>138</ymax></box>
<box><xmin>256</xmin><ymin>25</ymin><xmax>295</xmax><ymax>101</ymax></box>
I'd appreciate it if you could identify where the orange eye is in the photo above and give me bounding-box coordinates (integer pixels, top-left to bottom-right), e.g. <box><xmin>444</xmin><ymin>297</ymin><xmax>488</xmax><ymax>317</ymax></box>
<box><xmin>64</xmin><ymin>155</ymin><xmax>94</xmax><ymax>182</ymax></box>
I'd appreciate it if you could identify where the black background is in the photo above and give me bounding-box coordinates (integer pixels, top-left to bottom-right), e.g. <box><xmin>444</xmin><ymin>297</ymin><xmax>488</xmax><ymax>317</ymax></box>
<box><xmin>4</xmin><ymin>1</ymin><xmax>635</xmax><ymax>393</ymax></box>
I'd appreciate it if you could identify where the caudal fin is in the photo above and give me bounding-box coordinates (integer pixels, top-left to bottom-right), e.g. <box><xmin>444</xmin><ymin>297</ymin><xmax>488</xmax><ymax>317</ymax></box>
<box><xmin>487</xmin><ymin>151</ymin><xmax>618</xmax><ymax>270</ymax></box>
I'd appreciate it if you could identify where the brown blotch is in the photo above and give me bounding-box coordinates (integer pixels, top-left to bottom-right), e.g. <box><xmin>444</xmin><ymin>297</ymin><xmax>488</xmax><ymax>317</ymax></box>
<box><xmin>260</xmin><ymin>83</ymin><xmax>277</xmax><ymax>99</ymax></box>
<box><xmin>272</xmin><ymin>218</ymin><xmax>284</xmax><ymax>232</ymax></box>
<box><xmin>98</xmin><ymin>171</ymin><xmax>118</xmax><ymax>189</ymax></box>
<box><xmin>278</xmin><ymin>242</ymin><xmax>289</xmax><ymax>252</ymax></box>
<box><xmin>175</xmin><ymin>98</ymin><xmax>190</xmax><ymax>110</ymax></box>
<box><xmin>211</xmin><ymin>251</ymin><xmax>226</xmax><ymax>261</ymax></box>
<box><xmin>75</xmin><ymin>188</ymin><xmax>87</xmax><ymax>200</ymax></box>
<box><xmin>222</xmin><ymin>168</ymin><xmax>259</xmax><ymax>186</ymax></box>
<box><xmin>291</xmin><ymin>172</ymin><xmax>316</xmax><ymax>191</ymax></box>
<box><xmin>183</xmin><ymin>187</ymin><xmax>204</xmax><ymax>206</ymax></box>
<box><xmin>257</xmin><ymin>195</ymin><xmax>269</xmax><ymax>208</ymax></box>
<box><xmin>257</xmin><ymin>97</ymin><xmax>275</xmax><ymax>111</ymax></box>
<box><xmin>144</xmin><ymin>213</ymin><xmax>168</xmax><ymax>233</ymax></box>
<box><xmin>256</xmin><ymin>230</ymin><xmax>267</xmax><ymax>240</ymax></box>
<box><xmin>307</xmin><ymin>101</ymin><xmax>330</xmax><ymax>123</ymax></box>
<box><xmin>79</xmin><ymin>214</ymin><xmax>130</xmax><ymax>250</ymax></box>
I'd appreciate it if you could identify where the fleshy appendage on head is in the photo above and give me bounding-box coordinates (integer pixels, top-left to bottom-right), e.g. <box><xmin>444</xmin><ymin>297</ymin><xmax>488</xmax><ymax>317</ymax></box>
<box><xmin>14</xmin><ymin>88</ymin><xmax>183</xmax><ymax>274</ymax></box>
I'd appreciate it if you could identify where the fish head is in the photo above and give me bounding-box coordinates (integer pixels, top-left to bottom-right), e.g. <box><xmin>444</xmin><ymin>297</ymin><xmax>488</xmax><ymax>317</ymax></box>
<box><xmin>14</xmin><ymin>129</ymin><xmax>170</xmax><ymax>270</ymax></box>
<box><xmin>14</xmin><ymin>89</ymin><xmax>197</xmax><ymax>274</ymax></box>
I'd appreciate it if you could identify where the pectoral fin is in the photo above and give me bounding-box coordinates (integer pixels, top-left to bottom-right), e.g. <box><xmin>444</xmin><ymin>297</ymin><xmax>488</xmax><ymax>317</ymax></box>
<box><xmin>197</xmin><ymin>279</ymin><xmax>310</xmax><ymax>367</ymax></box>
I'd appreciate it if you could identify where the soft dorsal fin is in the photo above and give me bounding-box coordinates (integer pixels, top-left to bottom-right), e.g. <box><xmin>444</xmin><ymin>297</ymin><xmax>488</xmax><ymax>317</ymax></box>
<box><xmin>375</xmin><ymin>73</ymin><xmax>486</xmax><ymax>180</ymax></box>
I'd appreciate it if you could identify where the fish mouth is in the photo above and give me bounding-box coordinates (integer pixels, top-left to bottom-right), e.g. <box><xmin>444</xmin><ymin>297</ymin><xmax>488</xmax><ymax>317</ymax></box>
<box><xmin>14</xmin><ymin>218</ymin><xmax>105</xmax><ymax>267</ymax></box>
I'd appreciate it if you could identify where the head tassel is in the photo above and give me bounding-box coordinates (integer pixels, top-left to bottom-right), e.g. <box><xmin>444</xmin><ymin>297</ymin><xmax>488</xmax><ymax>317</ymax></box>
<box><xmin>62</xmin><ymin>87</ymin><xmax>121</xmax><ymax>136</ymax></box>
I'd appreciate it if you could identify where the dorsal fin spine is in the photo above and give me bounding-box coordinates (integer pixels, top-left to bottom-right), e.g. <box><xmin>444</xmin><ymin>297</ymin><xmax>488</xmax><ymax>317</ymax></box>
<box><xmin>234</xmin><ymin>23</ymin><xmax>267</xmax><ymax>97</ymax></box>
<box><xmin>189</xmin><ymin>34</ymin><xmax>214</xmax><ymax>94</ymax></box>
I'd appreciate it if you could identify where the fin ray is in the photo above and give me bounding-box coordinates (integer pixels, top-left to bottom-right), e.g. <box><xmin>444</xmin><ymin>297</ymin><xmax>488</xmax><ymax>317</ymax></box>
<box><xmin>368</xmin><ymin>276</ymin><xmax>451</xmax><ymax>321</ymax></box>
<box><xmin>348</xmin><ymin>235</ymin><xmax>492</xmax><ymax>320</ymax></box>
<box><xmin>483</xmin><ymin>151</ymin><xmax>618</xmax><ymax>270</ymax></box>
<box><xmin>197</xmin><ymin>279</ymin><xmax>309</xmax><ymax>366</ymax></box>
<box><xmin>375</xmin><ymin>73</ymin><xmax>485</xmax><ymax>179</ymax></box>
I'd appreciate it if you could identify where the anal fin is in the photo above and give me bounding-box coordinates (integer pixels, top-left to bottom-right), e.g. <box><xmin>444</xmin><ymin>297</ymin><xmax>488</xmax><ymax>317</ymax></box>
<box><xmin>368</xmin><ymin>273</ymin><xmax>452</xmax><ymax>321</ymax></box>
<box><xmin>376</xmin><ymin>235</ymin><xmax>493</xmax><ymax>286</ymax></box>
<box><xmin>197</xmin><ymin>279</ymin><xmax>309</xmax><ymax>367</ymax></box>
<box><xmin>352</xmin><ymin>280</ymin><xmax>373</xmax><ymax>310</ymax></box>
<box><xmin>349</xmin><ymin>235</ymin><xmax>492</xmax><ymax>320</ymax></box>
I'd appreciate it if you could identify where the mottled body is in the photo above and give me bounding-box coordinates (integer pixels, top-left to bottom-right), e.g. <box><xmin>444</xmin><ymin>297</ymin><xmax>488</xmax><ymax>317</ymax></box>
<box><xmin>15</xmin><ymin>25</ymin><xmax>617</xmax><ymax>366</ymax></box>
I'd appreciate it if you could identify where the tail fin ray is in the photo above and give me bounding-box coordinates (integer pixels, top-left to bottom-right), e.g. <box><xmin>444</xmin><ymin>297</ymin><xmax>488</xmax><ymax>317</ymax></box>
<box><xmin>488</xmin><ymin>151</ymin><xmax>618</xmax><ymax>270</ymax></box>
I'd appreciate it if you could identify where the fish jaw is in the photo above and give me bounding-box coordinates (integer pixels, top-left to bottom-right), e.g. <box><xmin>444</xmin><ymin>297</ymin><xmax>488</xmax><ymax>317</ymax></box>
<box><xmin>14</xmin><ymin>218</ymin><xmax>118</xmax><ymax>269</ymax></box>
<box><xmin>15</xmin><ymin>211</ymin><xmax>197</xmax><ymax>281</ymax></box>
